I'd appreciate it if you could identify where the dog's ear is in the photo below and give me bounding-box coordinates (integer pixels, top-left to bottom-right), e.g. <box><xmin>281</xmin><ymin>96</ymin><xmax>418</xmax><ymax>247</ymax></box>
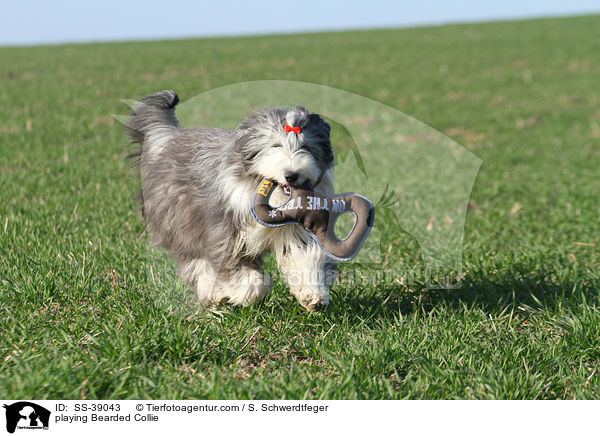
<box><xmin>294</xmin><ymin>105</ymin><xmax>330</xmax><ymax>136</ymax></box>
<box><xmin>233</xmin><ymin>129</ymin><xmax>260</xmax><ymax>168</ymax></box>
<box><xmin>307</xmin><ymin>113</ymin><xmax>331</xmax><ymax>137</ymax></box>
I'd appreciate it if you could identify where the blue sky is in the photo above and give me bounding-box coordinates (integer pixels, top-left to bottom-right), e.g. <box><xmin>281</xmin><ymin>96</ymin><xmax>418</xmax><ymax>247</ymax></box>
<box><xmin>1</xmin><ymin>0</ymin><xmax>599</xmax><ymax>46</ymax></box>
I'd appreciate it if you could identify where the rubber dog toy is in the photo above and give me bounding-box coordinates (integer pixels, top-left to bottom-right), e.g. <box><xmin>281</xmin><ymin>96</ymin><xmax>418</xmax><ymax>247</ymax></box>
<box><xmin>251</xmin><ymin>178</ymin><xmax>375</xmax><ymax>261</ymax></box>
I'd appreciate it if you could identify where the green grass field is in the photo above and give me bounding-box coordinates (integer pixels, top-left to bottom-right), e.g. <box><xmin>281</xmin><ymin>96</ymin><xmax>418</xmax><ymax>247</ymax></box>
<box><xmin>1</xmin><ymin>14</ymin><xmax>599</xmax><ymax>399</ymax></box>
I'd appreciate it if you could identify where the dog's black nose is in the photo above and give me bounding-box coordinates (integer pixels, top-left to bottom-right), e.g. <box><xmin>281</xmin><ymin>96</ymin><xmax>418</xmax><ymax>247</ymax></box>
<box><xmin>285</xmin><ymin>172</ymin><xmax>299</xmax><ymax>184</ymax></box>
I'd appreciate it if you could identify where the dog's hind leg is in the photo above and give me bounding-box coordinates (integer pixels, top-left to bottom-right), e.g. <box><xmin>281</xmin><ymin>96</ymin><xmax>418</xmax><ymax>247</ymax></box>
<box><xmin>177</xmin><ymin>258</ymin><xmax>221</xmax><ymax>306</ymax></box>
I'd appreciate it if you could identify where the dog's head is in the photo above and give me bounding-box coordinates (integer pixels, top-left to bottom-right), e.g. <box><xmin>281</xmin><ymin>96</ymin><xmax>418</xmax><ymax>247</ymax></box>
<box><xmin>234</xmin><ymin>105</ymin><xmax>334</xmax><ymax>189</ymax></box>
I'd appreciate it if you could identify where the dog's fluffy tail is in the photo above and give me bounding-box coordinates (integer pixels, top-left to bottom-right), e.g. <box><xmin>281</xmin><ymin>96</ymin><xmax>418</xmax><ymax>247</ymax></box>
<box><xmin>126</xmin><ymin>90</ymin><xmax>180</xmax><ymax>161</ymax></box>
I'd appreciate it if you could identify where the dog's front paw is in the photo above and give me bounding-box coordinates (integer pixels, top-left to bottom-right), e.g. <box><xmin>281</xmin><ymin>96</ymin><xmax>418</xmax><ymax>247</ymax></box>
<box><xmin>291</xmin><ymin>286</ymin><xmax>330</xmax><ymax>311</ymax></box>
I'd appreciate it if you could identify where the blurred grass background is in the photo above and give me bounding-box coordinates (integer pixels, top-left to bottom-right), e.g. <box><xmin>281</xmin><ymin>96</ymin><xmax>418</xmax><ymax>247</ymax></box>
<box><xmin>0</xmin><ymin>15</ymin><xmax>599</xmax><ymax>399</ymax></box>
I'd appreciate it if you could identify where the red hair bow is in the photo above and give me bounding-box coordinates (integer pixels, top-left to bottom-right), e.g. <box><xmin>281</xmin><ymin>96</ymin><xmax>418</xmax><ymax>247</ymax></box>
<box><xmin>284</xmin><ymin>125</ymin><xmax>301</xmax><ymax>134</ymax></box>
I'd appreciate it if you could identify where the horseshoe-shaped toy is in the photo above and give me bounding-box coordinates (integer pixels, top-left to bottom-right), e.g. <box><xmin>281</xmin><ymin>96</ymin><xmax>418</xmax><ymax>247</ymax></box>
<box><xmin>251</xmin><ymin>178</ymin><xmax>375</xmax><ymax>261</ymax></box>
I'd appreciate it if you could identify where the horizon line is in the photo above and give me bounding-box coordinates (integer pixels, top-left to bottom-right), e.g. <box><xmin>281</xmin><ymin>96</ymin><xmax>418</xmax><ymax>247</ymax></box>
<box><xmin>1</xmin><ymin>11</ymin><xmax>598</xmax><ymax>49</ymax></box>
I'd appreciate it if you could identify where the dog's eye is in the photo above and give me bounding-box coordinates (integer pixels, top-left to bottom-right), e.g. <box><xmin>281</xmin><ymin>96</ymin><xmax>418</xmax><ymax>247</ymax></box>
<box><xmin>272</xmin><ymin>144</ymin><xmax>283</xmax><ymax>148</ymax></box>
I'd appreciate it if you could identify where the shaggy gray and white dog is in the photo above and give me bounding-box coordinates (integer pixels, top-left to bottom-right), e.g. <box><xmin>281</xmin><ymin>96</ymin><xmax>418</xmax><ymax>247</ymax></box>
<box><xmin>127</xmin><ymin>90</ymin><xmax>337</xmax><ymax>311</ymax></box>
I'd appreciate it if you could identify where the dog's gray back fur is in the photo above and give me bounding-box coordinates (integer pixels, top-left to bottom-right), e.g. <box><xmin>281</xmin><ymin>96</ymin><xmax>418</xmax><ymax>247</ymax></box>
<box><xmin>128</xmin><ymin>91</ymin><xmax>243</xmax><ymax>272</ymax></box>
<box><xmin>126</xmin><ymin>90</ymin><xmax>334</xmax><ymax>292</ymax></box>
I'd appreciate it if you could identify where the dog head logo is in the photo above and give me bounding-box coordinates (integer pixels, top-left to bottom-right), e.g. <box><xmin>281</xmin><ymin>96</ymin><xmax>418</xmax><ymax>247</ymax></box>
<box><xmin>3</xmin><ymin>402</ymin><xmax>50</xmax><ymax>434</ymax></box>
<box><xmin>169</xmin><ymin>81</ymin><xmax>481</xmax><ymax>287</ymax></box>
<box><xmin>119</xmin><ymin>80</ymin><xmax>482</xmax><ymax>309</ymax></box>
